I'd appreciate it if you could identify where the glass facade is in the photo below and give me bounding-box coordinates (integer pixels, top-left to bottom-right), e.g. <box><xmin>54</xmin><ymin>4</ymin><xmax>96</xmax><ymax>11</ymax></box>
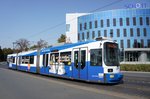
<box><xmin>77</xmin><ymin>8</ymin><xmax>150</xmax><ymax>62</ymax></box>
<box><xmin>78</xmin><ymin>9</ymin><xmax>150</xmax><ymax>49</ymax></box>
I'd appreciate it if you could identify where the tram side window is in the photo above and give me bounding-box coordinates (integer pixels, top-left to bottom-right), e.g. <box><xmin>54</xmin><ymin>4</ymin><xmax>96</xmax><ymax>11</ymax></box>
<box><xmin>9</xmin><ymin>57</ymin><xmax>13</xmax><ymax>63</ymax></box>
<box><xmin>46</xmin><ymin>54</ymin><xmax>48</xmax><ymax>66</ymax></box>
<box><xmin>43</xmin><ymin>54</ymin><xmax>45</xmax><ymax>66</ymax></box>
<box><xmin>50</xmin><ymin>53</ymin><xmax>59</xmax><ymax>64</ymax></box>
<box><xmin>13</xmin><ymin>57</ymin><xmax>15</xmax><ymax>63</ymax></box>
<box><xmin>21</xmin><ymin>56</ymin><xmax>34</xmax><ymax>64</ymax></box>
<box><xmin>90</xmin><ymin>49</ymin><xmax>102</xmax><ymax>66</ymax></box>
<box><xmin>25</xmin><ymin>56</ymin><xmax>29</xmax><ymax>64</ymax></box>
<box><xmin>22</xmin><ymin>56</ymin><xmax>25</xmax><ymax>64</ymax></box>
<box><xmin>60</xmin><ymin>52</ymin><xmax>71</xmax><ymax>66</ymax></box>
<box><xmin>30</xmin><ymin>56</ymin><xmax>34</xmax><ymax>64</ymax></box>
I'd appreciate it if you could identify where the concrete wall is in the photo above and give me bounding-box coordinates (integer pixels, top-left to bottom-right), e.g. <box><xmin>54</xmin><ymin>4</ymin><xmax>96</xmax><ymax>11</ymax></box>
<box><xmin>66</xmin><ymin>13</ymin><xmax>88</xmax><ymax>43</ymax></box>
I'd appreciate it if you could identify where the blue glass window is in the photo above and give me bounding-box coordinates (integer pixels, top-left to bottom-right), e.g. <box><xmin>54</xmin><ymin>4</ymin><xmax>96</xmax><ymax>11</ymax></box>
<box><xmin>146</xmin><ymin>17</ymin><xmax>150</xmax><ymax>25</ymax></box>
<box><xmin>87</xmin><ymin>32</ymin><xmax>89</xmax><ymax>39</ymax></box>
<box><xmin>140</xmin><ymin>17</ymin><xmax>143</xmax><ymax>25</ymax></box>
<box><xmin>107</xmin><ymin>19</ymin><xmax>110</xmax><ymax>27</ymax></box>
<box><xmin>113</xmin><ymin>18</ymin><xmax>116</xmax><ymax>26</ymax></box>
<box><xmin>95</xmin><ymin>20</ymin><xmax>98</xmax><ymax>28</ymax></box>
<box><xmin>92</xmin><ymin>31</ymin><xmax>95</xmax><ymax>39</ymax></box>
<box><xmin>66</xmin><ymin>24</ymin><xmax>70</xmax><ymax>32</ymax></box>
<box><xmin>82</xmin><ymin>32</ymin><xmax>84</xmax><ymax>40</ymax></box>
<box><xmin>104</xmin><ymin>30</ymin><xmax>107</xmax><ymax>37</ymax></box>
<box><xmin>123</xmin><ymin>28</ymin><xmax>127</xmax><ymax>37</ymax></box>
<box><xmin>100</xmin><ymin>20</ymin><xmax>103</xmax><ymax>27</ymax></box>
<box><xmin>126</xmin><ymin>18</ymin><xmax>130</xmax><ymax>26</ymax></box>
<box><xmin>89</xmin><ymin>21</ymin><xmax>92</xmax><ymax>29</ymax></box>
<box><xmin>120</xmin><ymin>18</ymin><xmax>123</xmax><ymax>26</ymax></box>
<box><xmin>133</xmin><ymin>17</ymin><xmax>136</xmax><ymax>25</ymax></box>
<box><xmin>143</xmin><ymin>28</ymin><xmax>147</xmax><ymax>36</ymax></box>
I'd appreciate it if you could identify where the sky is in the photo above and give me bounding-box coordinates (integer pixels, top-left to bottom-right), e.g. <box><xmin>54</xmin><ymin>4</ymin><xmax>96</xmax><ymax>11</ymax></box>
<box><xmin>0</xmin><ymin>0</ymin><xmax>150</xmax><ymax>48</ymax></box>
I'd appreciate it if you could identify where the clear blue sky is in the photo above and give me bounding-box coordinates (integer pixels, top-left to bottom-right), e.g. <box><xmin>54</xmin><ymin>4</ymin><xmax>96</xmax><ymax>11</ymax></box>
<box><xmin>0</xmin><ymin>0</ymin><xmax>150</xmax><ymax>48</ymax></box>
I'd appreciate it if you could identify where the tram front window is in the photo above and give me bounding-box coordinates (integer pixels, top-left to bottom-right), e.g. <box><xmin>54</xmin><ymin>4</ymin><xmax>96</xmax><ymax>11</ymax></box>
<box><xmin>104</xmin><ymin>42</ymin><xmax>119</xmax><ymax>66</ymax></box>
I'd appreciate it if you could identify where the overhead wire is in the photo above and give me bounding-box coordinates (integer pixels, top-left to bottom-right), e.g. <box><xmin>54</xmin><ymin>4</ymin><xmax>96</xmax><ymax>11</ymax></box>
<box><xmin>26</xmin><ymin>0</ymin><xmax>124</xmax><ymax>40</ymax></box>
<box><xmin>89</xmin><ymin>0</ymin><xmax>124</xmax><ymax>13</ymax></box>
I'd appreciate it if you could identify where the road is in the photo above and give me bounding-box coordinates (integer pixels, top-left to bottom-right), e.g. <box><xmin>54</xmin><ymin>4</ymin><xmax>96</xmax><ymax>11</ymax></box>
<box><xmin>0</xmin><ymin>63</ymin><xmax>150</xmax><ymax>99</ymax></box>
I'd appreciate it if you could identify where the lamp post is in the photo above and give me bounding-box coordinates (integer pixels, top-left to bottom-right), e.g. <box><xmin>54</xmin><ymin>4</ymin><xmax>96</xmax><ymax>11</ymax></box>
<box><xmin>13</xmin><ymin>42</ymin><xmax>16</xmax><ymax>53</ymax></box>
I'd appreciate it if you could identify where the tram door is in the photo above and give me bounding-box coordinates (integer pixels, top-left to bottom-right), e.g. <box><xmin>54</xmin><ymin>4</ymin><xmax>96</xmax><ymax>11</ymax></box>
<box><xmin>15</xmin><ymin>54</ymin><xmax>19</xmax><ymax>70</ymax></box>
<box><xmin>72</xmin><ymin>48</ymin><xmax>88</xmax><ymax>80</ymax></box>
<box><xmin>36</xmin><ymin>49</ymin><xmax>40</xmax><ymax>74</ymax></box>
<box><xmin>42</xmin><ymin>54</ymin><xmax>49</xmax><ymax>74</ymax></box>
<box><xmin>15</xmin><ymin>56</ymin><xmax>18</xmax><ymax>70</ymax></box>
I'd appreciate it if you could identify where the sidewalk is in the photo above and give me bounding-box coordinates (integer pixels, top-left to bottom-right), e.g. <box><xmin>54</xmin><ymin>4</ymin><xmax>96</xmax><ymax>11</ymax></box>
<box><xmin>0</xmin><ymin>62</ymin><xmax>7</xmax><ymax>65</ymax></box>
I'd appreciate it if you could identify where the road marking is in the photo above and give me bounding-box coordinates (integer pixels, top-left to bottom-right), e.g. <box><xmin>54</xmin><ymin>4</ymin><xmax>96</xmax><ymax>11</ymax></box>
<box><xmin>3</xmin><ymin>68</ymin><xmax>147</xmax><ymax>99</ymax></box>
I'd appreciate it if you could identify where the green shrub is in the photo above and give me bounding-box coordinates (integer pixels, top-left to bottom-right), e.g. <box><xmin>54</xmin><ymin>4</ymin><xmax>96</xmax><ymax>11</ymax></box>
<box><xmin>120</xmin><ymin>64</ymin><xmax>150</xmax><ymax>72</ymax></box>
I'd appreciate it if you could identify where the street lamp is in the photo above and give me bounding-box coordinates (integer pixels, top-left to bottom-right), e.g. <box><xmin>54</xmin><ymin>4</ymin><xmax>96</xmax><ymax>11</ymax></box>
<box><xmin>13</xmin><ymin>42</ymin><xmax>16</xmax><ymax>53</ymax></box>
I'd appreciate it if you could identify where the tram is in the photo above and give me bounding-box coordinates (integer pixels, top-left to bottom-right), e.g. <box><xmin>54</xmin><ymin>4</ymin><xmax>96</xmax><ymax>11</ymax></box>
<box><xmin>7</xmin><ymin>37</ymin><xmax>123</xmax><ymax>83</ymax></box>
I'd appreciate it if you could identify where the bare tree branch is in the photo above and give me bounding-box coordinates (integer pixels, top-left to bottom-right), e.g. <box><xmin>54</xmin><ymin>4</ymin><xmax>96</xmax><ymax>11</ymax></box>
<box><xmin>15</xmin><ymin>38</ymin><xmax>30</xmax><ymax>52</ymax></box>
<box><xmin>37</xmin><ymin>39</ymin><xmax>48</xmax><ymax>49</ymax></box>
<box><xmin>30</xmin><ymin>39</ymin><xmax>48</xmax><ymax>50</ymax></box>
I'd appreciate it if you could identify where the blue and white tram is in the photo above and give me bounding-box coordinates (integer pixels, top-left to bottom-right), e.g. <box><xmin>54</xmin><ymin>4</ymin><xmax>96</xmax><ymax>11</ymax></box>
<box><xmin>7</xmin><ymin>53</ymin><xmax>17</xmax><ymax>69</ymax></box>
<box><xmin>7</xmin><ymin>38</ymin><xmax>123</xmax><ymax>84</ymax></box>
<box><xmin>17</xmin><ymin>50</ymin><xmax>37</xmax><ymax>73</ymax></box>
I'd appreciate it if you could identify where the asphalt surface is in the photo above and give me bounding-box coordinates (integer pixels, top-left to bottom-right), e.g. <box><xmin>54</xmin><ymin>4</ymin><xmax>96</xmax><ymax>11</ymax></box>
<box><xmin>0</xmin><ymin>62</ymin><xmax>150</xmax><ymax>99</ymax></box>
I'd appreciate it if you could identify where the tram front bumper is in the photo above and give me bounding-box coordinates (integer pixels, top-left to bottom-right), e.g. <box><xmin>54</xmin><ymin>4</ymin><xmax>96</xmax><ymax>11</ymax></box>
<box><xmin>105</xmin><ymin>73</ymin><xmax>123</xmax><ymax>84</ymax></box>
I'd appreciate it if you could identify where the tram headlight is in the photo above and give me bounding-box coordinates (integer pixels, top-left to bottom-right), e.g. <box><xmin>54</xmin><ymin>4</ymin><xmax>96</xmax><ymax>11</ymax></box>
<box><xmin>110</xmin><ymin>74</ymin><xmax>114</xmax><ymax>78</ymax></box>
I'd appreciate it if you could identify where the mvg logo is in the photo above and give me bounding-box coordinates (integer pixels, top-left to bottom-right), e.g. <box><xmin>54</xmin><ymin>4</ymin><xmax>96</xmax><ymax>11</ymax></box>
<box><xmin>125</xmin><ymin>3</ymin><xmax>147</xmax><ymax>9</ymax></box>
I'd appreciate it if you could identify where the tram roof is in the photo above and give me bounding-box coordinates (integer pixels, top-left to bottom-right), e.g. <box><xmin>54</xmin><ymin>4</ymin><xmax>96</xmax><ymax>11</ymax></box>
<box><xmin>41</xmin><ymin>40</ymin><xmax>94</xmax><ymax>53</ymax></box>
<box><xmin>17</xmin><ymin>41</ymin><xmax>94</xmax><ymax>56</ymax></box>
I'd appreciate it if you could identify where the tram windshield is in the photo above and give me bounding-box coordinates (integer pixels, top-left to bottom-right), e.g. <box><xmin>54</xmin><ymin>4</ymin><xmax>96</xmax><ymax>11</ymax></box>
<box><xmin>104</xmin><ymin>42</ymin><xmax>119</xmax><ymax>66</ymax></box>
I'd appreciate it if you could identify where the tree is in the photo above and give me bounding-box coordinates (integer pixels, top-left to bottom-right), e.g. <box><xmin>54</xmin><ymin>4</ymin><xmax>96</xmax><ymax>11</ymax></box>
<box><xmin>0</xmin><ymin>46</ymin><xmax>4</xmax><ymax>62</ymax></box>
<box><xmin>2</xmin><ymin>48</ymin><xmax>13</xmax><ymax>61</ymax></box>
<box><xmin>37</xmin><ymin>39</ymin><xmax>48</xmax><ymax>49</ymax></box>
<box><xmin>57</xmin><ymin>34</ymin><xmax>66</xmax><ymax>43</ymax></box>
<box><xmin>30</xmin><ymin>39</ymin><xmax>48</xmax><ymax>50</ymax></box>
<box><xmin>30</xmin><ymin>45</ymin><xmax>38</xmax><ymax>50</ymax></box>
<box><xmin>15</xmin><ymin>38</ymin><xmax>30</xmax><ymax>52</ymax></box>
<box><xmin>2</xmin><ymin>48</ymin><xmax>13</xmax><ymax>55</ymax></box>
